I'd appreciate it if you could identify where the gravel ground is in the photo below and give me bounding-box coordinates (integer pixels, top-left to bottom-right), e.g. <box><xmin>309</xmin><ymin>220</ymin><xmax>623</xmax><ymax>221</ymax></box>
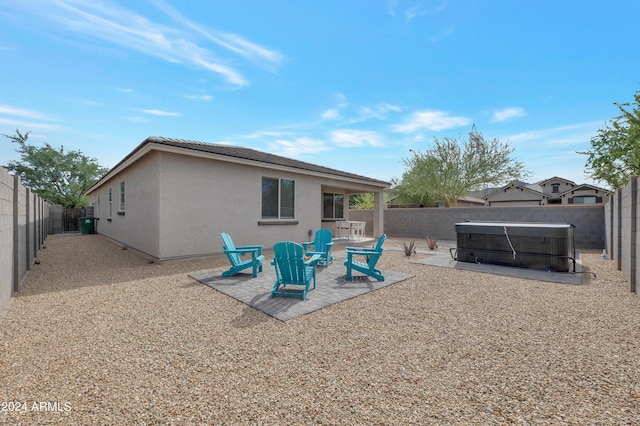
<box><xmin>1</xmin><ymin>234</ymin><xmax>639</xmax><ymax>425</ymax></box>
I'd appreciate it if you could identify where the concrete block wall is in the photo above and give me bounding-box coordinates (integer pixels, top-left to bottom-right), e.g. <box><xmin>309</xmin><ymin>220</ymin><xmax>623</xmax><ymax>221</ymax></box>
<box><xmin>0</xmin><ymin>170</ymin><xmax>14</xmax><ymax>314</ymax></box>
<box><xmin>0</xmin><ymin>167</ymin><xmax>50</xmax><ymax>313</ymax></box>
<box><xmin>606</xmin><ymin>176</ymin><xmax>639</xmax><ymax>294</ymax></box>
<box><xmin>349</xmin><ymin>204</ymin><xmax>605</xmax><ymax>250</ymax></box>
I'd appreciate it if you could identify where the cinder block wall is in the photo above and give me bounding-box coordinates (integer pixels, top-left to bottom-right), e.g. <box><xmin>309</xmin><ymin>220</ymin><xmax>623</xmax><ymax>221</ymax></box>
<box><xmin>0</xmin><ymin>167</ymin><xmax>50</xmax><ymax>313</ymax></box>
<box><xmin>606</xmin><ymin>176</ymin><xmax>639</xmax><ymax>294</ymax></box>
<box><xmin>349</xmin><ymin>204</ymin><xmax>605</xmax><ymax>250</ymax></box>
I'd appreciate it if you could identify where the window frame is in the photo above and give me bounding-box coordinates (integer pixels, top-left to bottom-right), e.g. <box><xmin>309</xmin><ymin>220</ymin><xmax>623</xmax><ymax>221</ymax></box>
<box><xmin>261</xmin><ymin>177</ymin><xmax>295</xmax><ymax>220</ymax></box>
<box><xmin>323</xmin><ymin>192</ymin><xmax>345</xmax><ymax>220</ymax></box>
<box><xmin>573</xmin><ymin>196</ymin><xmax>597</xmax><ymax>204</ymax></box>
<box><xmin>120</xmin><ymin>181</ymin><xmax>125</xmax><ymax>211</ymax></box>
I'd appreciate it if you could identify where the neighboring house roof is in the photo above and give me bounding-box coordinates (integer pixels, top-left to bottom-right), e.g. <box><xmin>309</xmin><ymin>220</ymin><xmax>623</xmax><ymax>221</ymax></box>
<box><xmin>482</xmin><ymin>182</ymin><xmax>549</xmax><ymax>200</ymax></box>
<box><xmin>536</xmin><ymin>176</ymin><xmax>577</xmax><ymax>186</ymax></box>
<box><xmin>558</xmin><ymin>183</ymin><xmax>609</xmax><ymax>197</ymax></box>
<box><xmin>457</xmin><ymin>195</ymin><xmax>485</xmax><ymax>204</ymax></box>
<box><xmin>86</xmin><ymin>136</ymin><xmax>391</xmax><ymax>193</ymax></box>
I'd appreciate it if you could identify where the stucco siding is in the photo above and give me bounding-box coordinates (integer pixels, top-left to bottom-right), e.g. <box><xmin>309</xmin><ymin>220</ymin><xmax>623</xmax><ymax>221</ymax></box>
<box><xmin>90</xmin><ymin>152</ymin><xmax>161</xmax><ymax>257</ymax></box>
<box><xmin>486</xmin><ymin>187</ymin><xmax>544</xmax><ymax>206</ymax></box>
<box><xmin>156</xmin><ymin>152</ymin><xmax>324</xmax><ymax>259</ymax></box>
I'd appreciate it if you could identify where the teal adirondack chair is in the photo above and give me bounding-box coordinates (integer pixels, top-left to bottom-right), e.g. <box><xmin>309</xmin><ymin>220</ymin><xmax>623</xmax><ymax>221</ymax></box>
<box><xmin>271</xmin><ymin>241</ymin><xmax>320</xmax><ymax>300</ymax></box>
<box><xmin>303</xmin><ymin>229</ymin><xmax>334</xmax><ymax>267</ymax></box>
<box><xmin>344</xmin><ymin>234</ymin><xmax>387</xmax><ymax>281</ymax></box>
<box><xmin>221</xmin><ymin>233</ymin><xmax>265</xmax><ymax>278</ymax></box>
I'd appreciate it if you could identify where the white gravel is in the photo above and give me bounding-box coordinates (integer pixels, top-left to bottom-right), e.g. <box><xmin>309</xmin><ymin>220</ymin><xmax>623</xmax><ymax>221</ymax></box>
<box><xmin>1</xmin><ymin>234</ymin><xmax>639</xmax><ymax>425</ymax></box>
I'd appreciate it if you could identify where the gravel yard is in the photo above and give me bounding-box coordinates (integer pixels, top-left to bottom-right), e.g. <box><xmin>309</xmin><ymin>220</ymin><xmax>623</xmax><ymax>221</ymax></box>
<box><xmin>1</xmin><ymin>234</ymin><xmax>639</xmax><ymax>424</ymax></box>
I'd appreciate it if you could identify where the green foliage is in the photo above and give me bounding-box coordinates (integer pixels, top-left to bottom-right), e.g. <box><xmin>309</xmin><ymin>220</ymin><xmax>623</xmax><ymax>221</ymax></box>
<box><xmin>2</xmin><ymin>130</ymin><xmax>108</xmax><ymax>208</ymax></box>
<box><xmin>391</xmin><ymin>125</ymin><xmax>529</xmax><ymax>207</ymax></box>
<box><xmin>349</xmin><ymin>193</ymin><xmax>374</xmax><ymax>209</ymax></box>
<box><xmin>579</xmin><ymin>90</ymin><xmax>640</xmax><ymax>189</ymax></box>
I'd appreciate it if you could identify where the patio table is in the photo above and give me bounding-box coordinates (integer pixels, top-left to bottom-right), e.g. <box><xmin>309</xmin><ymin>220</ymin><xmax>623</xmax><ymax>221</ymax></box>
<box><xmin>336</xmin><ymin>220</ymin><xmax>366</xmax><ymax>240</ymax></box>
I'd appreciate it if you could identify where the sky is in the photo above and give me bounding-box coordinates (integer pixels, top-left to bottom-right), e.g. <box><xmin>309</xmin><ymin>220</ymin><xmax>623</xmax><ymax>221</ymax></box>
<box><xmin>1</xmin><ymin>0</ymin><xmax>639</xmax><ymax>189</ymax></box>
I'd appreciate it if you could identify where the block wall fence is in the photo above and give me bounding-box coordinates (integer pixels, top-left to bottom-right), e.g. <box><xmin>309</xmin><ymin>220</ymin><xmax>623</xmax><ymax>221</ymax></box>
<box><xmin>605</xmin><ymin>176</ymin><xmax>639</xmax><ymax>294</ymax></box>
<box><xmin>0</xmin><ymin>167</ymin><xmax>50</xmax><ymax>313</ymax></box>
<box><xmin>348</xmin><ymin>204</ymin><xmax>605</xmax><ymax>250</ymax></box>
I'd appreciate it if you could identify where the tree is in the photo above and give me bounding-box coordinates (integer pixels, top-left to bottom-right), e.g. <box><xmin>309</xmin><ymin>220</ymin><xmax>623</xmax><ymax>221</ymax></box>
<box><xmin>2</xmin><ymin>130</ymin><xmax>108</xmax><ymax>208</ymax></box>
<box><xmin>391</xmin><ymin>125</ymin><xmax>529</xmax><ymax>207</ymax></box>
<box><xmin>349</xmin><ymin>193</ymin><xmax>374</xmax><ymax>209</ymax></box>
<box><xmin>579</xmin><ymin>90</ymin><xmax>640</xmax><ymax>189</ymax></box>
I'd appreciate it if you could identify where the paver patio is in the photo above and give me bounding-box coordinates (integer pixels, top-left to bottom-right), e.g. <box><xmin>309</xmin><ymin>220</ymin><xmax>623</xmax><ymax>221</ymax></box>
<box><xmin>190</xmin><ymin>250</ymin><xmax>413</xmax><ymax>321</ymax></box>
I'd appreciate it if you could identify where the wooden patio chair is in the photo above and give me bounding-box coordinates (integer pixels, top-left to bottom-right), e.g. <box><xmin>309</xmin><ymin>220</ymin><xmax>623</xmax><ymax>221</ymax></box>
<box><xmin>271</xmin><ymin>241</ymin><xmax>320</xmax><ymax>300</ymax></box>
<box><xmin>303</xmin><ymin>229</ymin><xmax>334</xmax><ymax>267</ymax></box>
<box><xmin>344</xmin><ymin>234</ymin><xmax>387</xmax><ymax>281</ymax></box>
<box><xmin>220</xmin><ymin>232</ymin><xmax>265</xmax><ymax>278</ymax></box>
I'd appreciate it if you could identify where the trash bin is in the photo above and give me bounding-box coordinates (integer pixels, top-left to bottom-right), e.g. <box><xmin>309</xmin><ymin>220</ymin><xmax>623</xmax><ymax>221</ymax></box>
<box><xmin>79</xmin><ymin>217</ymin><xmax>95</xmax><ymax>235</ymax></box>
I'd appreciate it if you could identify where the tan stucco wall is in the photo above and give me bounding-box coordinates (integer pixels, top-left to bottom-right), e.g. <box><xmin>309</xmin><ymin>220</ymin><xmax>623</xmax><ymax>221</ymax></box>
<box><xmin>485</xmin><ymin>187</ymin><xmax>545</xmax><ymax>206</ymax></box>
<box><xmin>560</xmin><ymin>187</ymin><xmax>603</xmax><ymax>204</ymax></box>
<box><xmin>156</xmin><ymin>151</ymin><xmax>324</xmax><ymax>259</ymax></box>
<box><xmin>89</xmin><ymin>152</ymin><xmax>161</xmax><ymax>257</ymax></box>
<box><xmin>540</xmin><ymin>179</ymin><xmax>575</xmax><ymax>196</ymax></box>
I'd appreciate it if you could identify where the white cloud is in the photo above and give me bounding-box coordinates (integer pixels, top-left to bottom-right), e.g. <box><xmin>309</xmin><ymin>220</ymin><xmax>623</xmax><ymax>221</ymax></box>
<box><xmin>321</xmin><ymin>109</ymin><xmax>340</xmax><ymax>120</ymax></box>
<box><xmin>0</xmin><ymin>118</ymin><xmax>59</xmax><ymax>131</ymax></box>
<box><xmin>152</xmin><ymin>0</ymin><xmax>284</xmax><ymax>72</ymax></box>
<box><xmin>184</xmin><ymin>94</ymin><xmax>213</xmax><ymax>101</ymax></box>
<box><xmin>0</xmin><ymin>104</ymin><xmax>52</xmax><ymax>120</ymax></box>
<box><xmin>507</xmin><ymin>121</ymin><xmax>601</xmax><ymax>145</ymax></box>
<box><xmin>330</xmin><ymin>129</ymin><xmax>384</xmax><ymax>147</ymax></box>
<box><xmin>491</xmin><ymin>107</ymin><xmax>525</xmax><ymax>123</ymax></box>
<box><xmin>9</xmin><ymin>0</ymin><xmax>283</xmax><ymax>88</ymax></box>
<box><xmin>392</xmin><ymin>110</ymin><xmax>471</xmax><ymax>132</ymax></box>
<box><xmin>268</xmin><ymin>137</ymin><xmax>330</xmax><ymax>157</ymax></box>
<box><xmin>243</xmin><ymin>130</ymin><xmax>291</xmax><ymax>139</ymax></box>
<box><xmin>141</xmin><ymin>109</ymin><xmax>181</xmax><ymax>116</ymax></box>
<box><xmin>357</xmin><ymin>103</ymin><xmax>401</xmax><ymax>121</ymax></box>
<box><xmin>0</xmin><ymin>104</ymin><xmax>59</xmax><ymax>130</ymax></box>
<box><xmin>405</xmin><ymin>4</ymin><xmax>426</xmax><ymax>21</ymax></box>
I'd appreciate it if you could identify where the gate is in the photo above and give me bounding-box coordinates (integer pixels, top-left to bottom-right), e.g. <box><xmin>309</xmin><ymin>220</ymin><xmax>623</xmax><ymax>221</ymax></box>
<box><xmin>63</xmin><ymin>208</ymin><xmax>85</xmax><ymax>233</ymax></box>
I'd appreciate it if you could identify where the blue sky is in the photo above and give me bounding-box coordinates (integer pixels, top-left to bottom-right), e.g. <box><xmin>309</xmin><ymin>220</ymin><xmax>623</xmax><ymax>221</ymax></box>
<box><xmin>1</xmin><ymin>1</ymin><xmax>638</xmax><ymax>188</ymax></box>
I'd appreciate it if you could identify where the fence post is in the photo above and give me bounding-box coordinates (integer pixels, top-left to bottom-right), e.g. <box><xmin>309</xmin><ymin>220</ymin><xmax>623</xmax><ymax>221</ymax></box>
<box><xmin>12</xmin><ymin>175</ymin><xmax>19</xmax><ymax>293</ymax></box>
<box><xmin>609</xmin><ymin>193</ymin><xmax>614</xmax><ymax>260</ymax></box>
<box><xmin>630</xmin><ymin>177</ymin><xmax>638</xmax><ymax>293</ymax></box>
<box><xmin>617</xmin><ymin>188</ymin><xmax>622</xmax><ymax>271</ymax></box>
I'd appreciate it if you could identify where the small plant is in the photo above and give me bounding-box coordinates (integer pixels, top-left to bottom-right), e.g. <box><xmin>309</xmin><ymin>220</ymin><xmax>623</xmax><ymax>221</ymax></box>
<box><xmin>426</xmin><ymin>235</ymin><xmax>438</xmax><ymax>250</ymax></box>
<box><xmin>402</xmin><ymin>240</ymin><xmax>417</xmax><ymax>256</ymax></box>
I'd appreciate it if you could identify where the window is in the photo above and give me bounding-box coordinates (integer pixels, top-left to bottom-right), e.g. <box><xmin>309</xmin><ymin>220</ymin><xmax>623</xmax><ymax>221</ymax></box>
<box><xmin>323</xmin><ymin>192</ymin><xmax>344</xmax><ymax>219</ymax></box>
<box><xmin>262</xmin><ymin>177</ymin><xmax>295</xmax><ymax>219</ymax></box>
<box><xmin>551</xmin><ymin>184</ymin><xmax>560</xmax><ymax>193</ymax></box>
<box><xmin>573</xmin><ymin>196</ymin><xmax>596</xmax><ymax>204</ymax></box>
<box><xmin>120</xmin><ymin>181</ymin><xmax>125</xmax><ymax>210</ymax></box>
<box><xmin>108</xmin><ymin>188</ymin><xmax>112</xmax><ymax>217</ymax></box>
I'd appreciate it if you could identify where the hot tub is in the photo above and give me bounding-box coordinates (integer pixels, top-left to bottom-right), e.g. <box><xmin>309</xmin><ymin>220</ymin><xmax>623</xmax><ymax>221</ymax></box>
<box><xmin>453</xmin><ymin>221</ymin><xmax>575</xmax><ymax>272</ymax></box>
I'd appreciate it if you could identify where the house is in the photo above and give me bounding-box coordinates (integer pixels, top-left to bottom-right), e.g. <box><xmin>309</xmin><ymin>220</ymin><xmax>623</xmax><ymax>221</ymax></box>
<box><xmin>482</xmin><ymin>182</ymin><xmax>550</xmax><ymax>206</ymax></box>
<box><xmin>84</xmin><ymin>137</ymin><xmax>390</xmax><ymax>261</ymax></box>
<box><xmin>482</xmin><ymin>176</ymin><xmax>608</xmax><ymax>206</ymax></box>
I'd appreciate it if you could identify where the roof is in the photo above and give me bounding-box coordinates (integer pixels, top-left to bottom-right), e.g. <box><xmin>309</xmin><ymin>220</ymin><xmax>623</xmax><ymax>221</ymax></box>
<box><xmin>86</xmin><ymin>136</ymin><xmax>390</xmax><ymax>193</ymax></box>
<box><xmin>558</xmin><ymin>183</ymin><xmax>610</xmax><ymax>197</ymax></box>
<box><xmin>482</xmin><ymin>181</ymin><xmax>548</xmax><ymax>200</ymax></box>
<box><xmin>535</xmin><ymin>176</ymin><xmax>577</xmax><ymax>186</ymax></box>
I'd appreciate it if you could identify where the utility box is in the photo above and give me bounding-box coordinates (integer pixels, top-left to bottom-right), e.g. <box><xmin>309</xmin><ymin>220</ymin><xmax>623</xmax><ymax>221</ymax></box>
<box><xmin>454</xmin><ymin>221</ymin><xmax>575</xmax><ymax>272</ymax></box>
